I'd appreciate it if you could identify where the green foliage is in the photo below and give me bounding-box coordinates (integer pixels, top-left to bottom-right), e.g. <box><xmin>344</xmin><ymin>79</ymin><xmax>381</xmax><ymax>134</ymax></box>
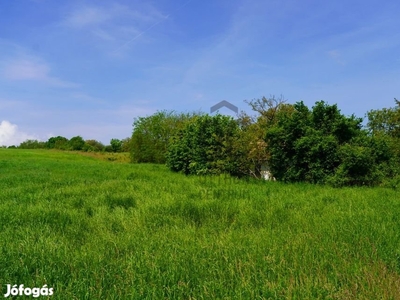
<box><xmin>131</xmin><ymin>110</ymin><xmax>201</xmax><ymax>163</ymax></box>
<box><xmin>104</xmin><ymin>145</ymin><xmax>113</xmax><ymax>153</ymax></box>
<box><xmin>329</xmin><ymin>143</ymin><xmax>378</xmax><ymax>187</ymax></box>
<box><xmin>367</xmin><ymin>98</ymin><xmax>400</xmax><ymax>138</ymax></box>
<box><xmin>166</xmin><ymin>114</ymin><xmax>242</xmax><ymax>176</ymax></box>
<box><xmin>266</xmin><ymin>101</ymin><xmax>364</xmax><ymax>184</ymax></box>
<box><xmin>326</xmin><ymin>133</ymin><xmax>399</xmax><ymax>187</ymax></box>
<box><xmin>120</xmin><ymin>137</ymin><xmax>131</xmax><ymax>152</ymax></box>
<box><xmin>366</xmin><ymin>99</ymin><xmax>400</xmax><ymax>181</ymax></box>
<box><xmin>235</xmin><ymin>96</ymin><xmax>292</xmax><ymax>178</ymax></box>
<box><xmin>68</xmin><ymin>136</ymin><xmax>85</xmax><ymax>151</ymax></box>
<box><xmin>110</xmin><ymin>138</ymin><xmax>122</xmax><ymax>152</ymax></box>
<box><xmin>84</xmin><ymin>139</ymin><xmax>105</xmax><ymax>152</ymax></box>
<box><xmin>18</xmin><ymin>139</ymin><xmax>46</xmax><ymax>149</ymax></box>
<box><xmin>46</xmin><ymin>136</ymin><xmax>69</xmax><ymax>149</ymax></box>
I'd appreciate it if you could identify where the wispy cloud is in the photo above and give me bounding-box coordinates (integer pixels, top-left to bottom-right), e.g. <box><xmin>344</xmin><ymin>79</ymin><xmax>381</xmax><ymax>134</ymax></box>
<box><xmin>4</xmin><ymin>59</ymin><xmax>49</xmax><ymax>80</ymax></box>
<box><xmin>64</xmin><ymin>3</ymin><xmax>165</xmax><ymax>27</ymax></box>
<box><xmin>63</xmin><ymin>3</ymin><xmax>168</xmax><ymax>44</ymax></box>
<box><xmin>64</xmin><ymin>6</ymin><xmax>112</xmax><ymax>28</ymax></box>
<box><xmin>70</xmin><ymin>93</ymin><xmax>107</xmax><ymax>105</ymax></box>
<box><xmin>2</xmin><ymin>58</ymin><xmax>79</xmax><ymax>88</ymax></box>
<box><xmin>60</xmin><ymin>2</ymin><xmax>173</xmax><ymax>58</ymax></box>
<box><xmin>0</xmin><ymin>98</ymin><xmax>28</xmax><ymax>111</ymax></box>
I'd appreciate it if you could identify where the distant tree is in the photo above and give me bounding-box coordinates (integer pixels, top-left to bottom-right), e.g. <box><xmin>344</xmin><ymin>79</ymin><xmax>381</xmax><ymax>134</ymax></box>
<box><xmin>84</xmin><ymin>139</ymin><xmax>105</xmax><ymax>152</ymax></box>
<box><xmin>235</xmin><ymin>95</ymin><xmax>293</xmax><ymax>178</ymax></box>
<box><xmin>367</xmin><ymin>98</ymin><xmax>400</xmax><ymax>138</ymax></box>
<box><xmin>19</xmin><ymin>140</ymin><xmax>46</xmax><ymax>149</ymax></box>
<box><xmin>7</xmin><ymin>145</ymin><xmax>17</xmax><ymax>149</ymax></box>
<box><xmin>46</xmin><ymin>136</ymin><xmax>69</xmax><ymax>149</ymax></box>
<box><xmin>68</xmin><ymin>136</ymin><xmax>85</xmax><ymax>151</ymax></box>
<box><xmin>110</xmin><ymin>139</ymin><xmax>122</xmax><ymax>153</ymax></box>
<box><xmin>121</xmin><ymin>137</ymin><xmax>131</xmax><ymax>152</ymax></box>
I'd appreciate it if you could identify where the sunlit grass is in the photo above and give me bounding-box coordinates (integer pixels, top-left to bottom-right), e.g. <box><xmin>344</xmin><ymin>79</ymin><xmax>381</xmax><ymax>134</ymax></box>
<box><xmin>0</xmin><ymin>149</ymin><xmax>399</xmax><ymax>299</ymax></box>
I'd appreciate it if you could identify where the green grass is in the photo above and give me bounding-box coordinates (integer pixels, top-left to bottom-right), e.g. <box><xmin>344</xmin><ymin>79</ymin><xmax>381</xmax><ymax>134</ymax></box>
<box><xmin>1</xmin><ymin>149</ymin><xmax>400</xmax><ymax>299</ymax></box>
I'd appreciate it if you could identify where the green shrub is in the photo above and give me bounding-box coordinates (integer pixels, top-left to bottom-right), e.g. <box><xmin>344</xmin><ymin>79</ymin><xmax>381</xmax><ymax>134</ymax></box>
<box><xmin>85</xmin><ymin>140</ymin><xmax>105</xmax><ymax>152</ymax></box>
<box><xmin>166</xmin><ymin>114</ymin><xmax>242</xmax><ymax>176</ymax></box>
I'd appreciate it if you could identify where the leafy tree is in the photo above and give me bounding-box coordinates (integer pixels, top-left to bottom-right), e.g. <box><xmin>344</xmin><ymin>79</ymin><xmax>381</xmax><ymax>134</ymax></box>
<box><xmin>46</xmin><ymin>136</ymin><xmax>69</xmax><ymax>150</ymax></box>
<box><xmin>131</xmin><ymin>110</ymin><xmax>201</xmax><ymax>163</ymax></box>
<box><xmin>265</xmin><ymin>101</ymin><xmax>363</xmax><ymax>184</ymax></box>
<box><xmin>110</xmin><ymin>139</ymin><xmax>122</xmax><ymax>153</ymax></box>
<box><xmin>68</xmin><ymin>136</ymin><xmax>85</xmax><ymax>151</ymax></box>
<box><xmin>236</xmin><ymin>95</ymin><xmax>293</xmax><ymax>178</ymax></box>
<box><xmin>121</xmin><ymin>137</ymin><xmax>131</xmax><ymax>152</ymax></box>
<box><xmin>84</xmin><ymin>140</ymin><xmax>105</xmax><ymax>152</ymax></box>
<box><xmin>366</xmin><ymin>99</ymin><xmax>400</xmax><ymax>182</ymax></box>
<box><xmin>367</xmin><ymin>98</ymin><xmax>400</xmax><ymax>138</ymax></box>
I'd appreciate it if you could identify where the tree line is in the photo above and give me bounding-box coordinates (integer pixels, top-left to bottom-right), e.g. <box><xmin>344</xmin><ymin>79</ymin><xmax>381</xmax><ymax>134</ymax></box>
<box><xmin>131</xmin><ymin>97</ymin><xmax>400</xmax><ymax>187</ymax></box>
<box><xmin>7</xmin><ymin>136</ymin><xmax>131</xmax><ymax>153</ymax></box>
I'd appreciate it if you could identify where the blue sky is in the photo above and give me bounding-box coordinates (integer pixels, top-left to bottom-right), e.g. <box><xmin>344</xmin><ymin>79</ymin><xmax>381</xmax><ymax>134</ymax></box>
<box><xmin>1</xmin><ymin>0</ymin><xmax>399</xmax><ymax>146</ymax></box>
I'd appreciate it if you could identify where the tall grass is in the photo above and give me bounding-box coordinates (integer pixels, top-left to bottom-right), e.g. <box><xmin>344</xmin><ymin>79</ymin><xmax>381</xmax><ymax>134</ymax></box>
<box><xmin>0</xmin><ymin>149</ymin><xmax>399</xmax><ymax>299</ymax></box>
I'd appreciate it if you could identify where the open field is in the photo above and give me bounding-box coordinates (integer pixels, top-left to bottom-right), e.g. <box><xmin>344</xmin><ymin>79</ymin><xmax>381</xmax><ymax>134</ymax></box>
<box><xmin>0</xmin><ymin>149</ymin><xmax>400</xmax><ymax>299</ymax></box>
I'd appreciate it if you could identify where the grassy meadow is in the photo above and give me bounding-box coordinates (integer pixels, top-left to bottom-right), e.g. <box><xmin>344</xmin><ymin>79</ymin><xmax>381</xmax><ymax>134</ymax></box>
<box><xmin>0</xmin><ymin>149</ymin><xmax>400</xmax><ymax>299</ymax></box>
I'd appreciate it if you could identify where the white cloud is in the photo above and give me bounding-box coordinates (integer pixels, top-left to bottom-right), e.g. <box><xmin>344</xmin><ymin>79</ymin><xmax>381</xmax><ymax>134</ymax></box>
<box><xmin>0</xmin><ymin>121</ymin><xmax>39</xmax><ymax>147</ymax></box>
<box><xmin>2</xmin><ymin>59</ymin><xmax>79</xmax><ymax>88</ymax></box>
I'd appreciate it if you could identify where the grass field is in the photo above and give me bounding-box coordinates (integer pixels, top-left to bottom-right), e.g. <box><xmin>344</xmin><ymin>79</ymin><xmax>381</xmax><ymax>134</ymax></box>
<box><xmin>0</xmin><ymin>149</ymin><xmax>400</xmax><ymax>299</ymax></box>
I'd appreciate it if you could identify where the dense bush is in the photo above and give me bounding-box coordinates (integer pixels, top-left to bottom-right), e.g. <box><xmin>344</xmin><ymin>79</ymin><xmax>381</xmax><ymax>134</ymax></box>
<box><xmin>166</xmin><ymin>114</ymin><xmax>242</xmax><ymax>176</ymax></box>
<box><xmin>234</xmin><ymin>96</ymin><xmax>293</xmax><ymax>178</ymax></box>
